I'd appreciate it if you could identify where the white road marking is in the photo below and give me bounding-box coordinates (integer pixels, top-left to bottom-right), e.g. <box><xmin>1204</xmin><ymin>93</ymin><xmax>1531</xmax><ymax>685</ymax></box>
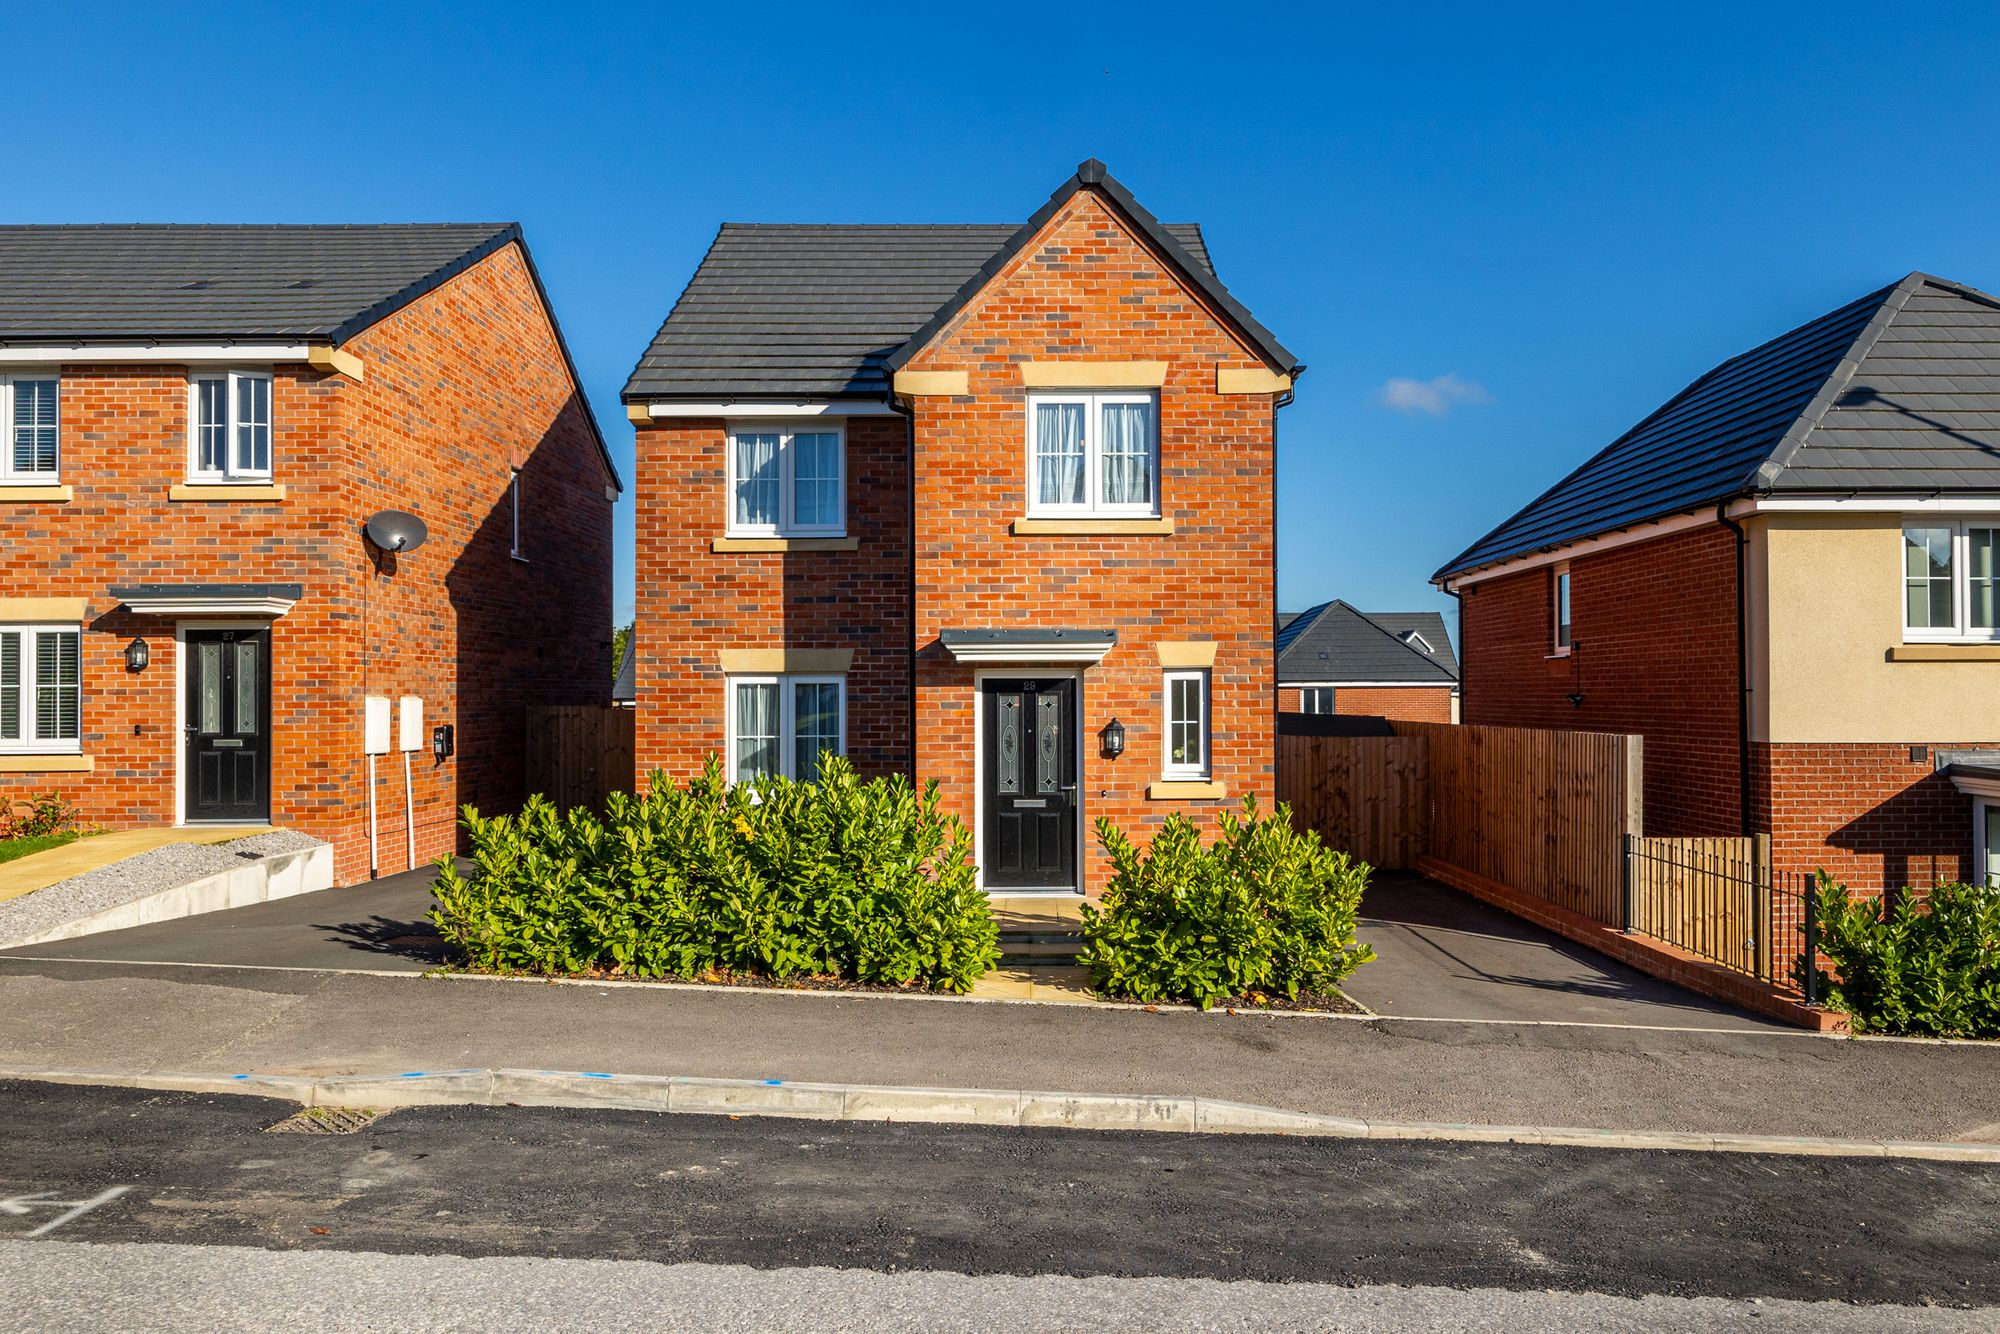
<box><xmin>1</xmin><ymin>1185</ymin><xmax>131</xmax><ymax>1237</ymax></box>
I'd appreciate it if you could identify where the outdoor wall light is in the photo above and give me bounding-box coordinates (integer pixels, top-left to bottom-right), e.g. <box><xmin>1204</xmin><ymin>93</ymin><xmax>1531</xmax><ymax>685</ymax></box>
<box><xmin>1099</xmin><ymin>717</ymin><xmax>1126</xmax><ymax>759</ymax></box>
<box><xmin>124</xmin><ymin>637</ymin><xmax>150</xmax><ymax>673</ymax></box>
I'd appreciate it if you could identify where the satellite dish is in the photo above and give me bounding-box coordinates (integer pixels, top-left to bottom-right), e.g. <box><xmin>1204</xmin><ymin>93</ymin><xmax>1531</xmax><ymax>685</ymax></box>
<box><xmin>364</xmin><ymin>510</ymin><xmax>429</xmax><ymax>553</ymax></box>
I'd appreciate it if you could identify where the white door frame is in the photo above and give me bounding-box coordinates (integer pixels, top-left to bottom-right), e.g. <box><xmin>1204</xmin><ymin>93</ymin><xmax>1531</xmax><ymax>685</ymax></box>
<box><xmin>173</xmin><ymin>618</ymin><xmax>276</xmax><ymax>826</ymax></box>
<box><xmin>971</xmin><ymin>665</ymin><xmax>1086</xmax><ymax>896</ymax></box>
<box><xmin>1977</xmin><ymin>797</ymin><xmax>1997</xmax><ymax>888</ymax></box>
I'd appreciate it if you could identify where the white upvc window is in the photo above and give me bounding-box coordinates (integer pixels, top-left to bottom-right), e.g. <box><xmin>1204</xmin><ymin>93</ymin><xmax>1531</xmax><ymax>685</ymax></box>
<box><xmin>187</xmin><ymin>370</ymin><xmax>273</xmax><ymax>481</ymax></box>
<box><xmin>726</xmin><ymin>423</ymin><xmax>845</xmax><ymax>537</ymax></box>
<box><xmin>1163</xmin><ymin>668</ymin><xmax>1210</xmax><ymax>780</ymax></box>
<box><xmin>509</xmin><ymin>469</ymin><xmax>525</xmax><ymax>559</ymax></box>
<box><xmin>1977</xmin><ymin>798</ymin><xmax>2000</xmax><ymax>890</ymax></box>
<box><xmin>1903</xmin><ymin>520</ymin><xmax>2000</xmax><ymax>642</ymax></box>
<box><xmin>1298</xmin><ymin>686</ymin><xmax>1333</xmax><ymax>715</ymax></box>
<box><xmin>0</xmin><ymin>625</ymin><xmax>82</xmax><ymax>754</ymax></box>
<box><xmin>726</xmin><ymin>674</ymin><xmax>846</xmax><ymax>784</ymax></box>
<box><xmin>1026</xmin><ymin>391</ymin><xmax>1159</xmax><ymax>517</ymax></box>
<box><xmin>1552</xmin><ymin>563</ymin><xmax>1572</xmax><ymax>653</ymax></box>
<box><xmin>0</xmin><ymin>373</ymin><xmax>60</xmax><ymax>484</ymax></box>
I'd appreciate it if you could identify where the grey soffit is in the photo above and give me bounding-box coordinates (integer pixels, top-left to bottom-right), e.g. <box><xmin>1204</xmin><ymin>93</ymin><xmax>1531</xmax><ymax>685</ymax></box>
<box><xmin>623</xmin><ymin>220</ymin><xmax>1211</xmax><ymax>402</ymax></box>
<box><xmin>1276</xmin><ymin>600</ymin><xmax>1457</xmax><ymax>686</ymax></box>
<box><xmin>1437</xmin><ymin>272</ymin><xmax>2000</xmax><ymax>581</ymax></box>
<box><xmin>109</xmin><ymin>583</ymin><xmax>305</xmax><ymax>600</ymax></box>
<box><xmin>0</xmin><ymin>224</ymin><xmax>520</xmax><ymax>343</ymax></box>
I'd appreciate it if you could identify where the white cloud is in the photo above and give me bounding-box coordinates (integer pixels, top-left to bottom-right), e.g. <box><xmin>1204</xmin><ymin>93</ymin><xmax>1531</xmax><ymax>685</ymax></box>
<box><xmin>1376</xmin><ymin>373</ymin><xmax>1492</xmax><ymax>416</ymax></box>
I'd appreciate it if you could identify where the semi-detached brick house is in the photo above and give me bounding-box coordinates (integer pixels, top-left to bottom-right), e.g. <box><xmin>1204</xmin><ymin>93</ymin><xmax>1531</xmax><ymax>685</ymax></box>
<box><xmin>1277</xmin><ymin>600</ymin><xmax>1458</xmax><ymax>723</ymax></box>
<box><xmin>1436</xmin><ymin>272</ymin><xmax>2000</xmax><ymax>893</ymax></box>
<box><xmin>626</xmin><ymin>160</ymin><xmax>1300</xmax><ymax>894</ymax></box>
<box><xmin>0</xmin><ymin>225</ymin><xmax>619</xmax><ymax>886</ymax></box>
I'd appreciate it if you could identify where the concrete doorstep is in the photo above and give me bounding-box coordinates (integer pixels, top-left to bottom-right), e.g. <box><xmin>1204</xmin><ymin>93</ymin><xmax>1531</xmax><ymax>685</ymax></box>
<box><xmin>3</xmin><ymin>1062</ymin><xmax>1996</xmax><ymax>1163</ymax></box>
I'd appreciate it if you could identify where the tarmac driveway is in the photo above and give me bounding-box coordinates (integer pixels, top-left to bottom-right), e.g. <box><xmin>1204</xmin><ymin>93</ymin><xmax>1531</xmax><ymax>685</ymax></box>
<box><xmin>1</xmin><ymin>863</ymin><xmax>1779</xmax><ymax>1032</ymax></box>
<box><xmin>1347</xmin><ymin>871</ymin><xmax>1778</xmax><ymax>1030</ymax></box>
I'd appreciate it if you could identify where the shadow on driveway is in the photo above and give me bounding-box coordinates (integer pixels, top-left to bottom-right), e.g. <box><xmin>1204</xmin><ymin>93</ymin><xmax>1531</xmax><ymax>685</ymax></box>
<box><xmin>1346</xmin><ymin>872</ymin><xmax>1781</xmax><ymax>1030</ymax></box>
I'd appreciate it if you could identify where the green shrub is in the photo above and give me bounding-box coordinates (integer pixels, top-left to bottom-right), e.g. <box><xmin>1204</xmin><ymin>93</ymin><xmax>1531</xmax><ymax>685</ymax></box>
<box><xmin>3</xmin><ymin>791</ymin><xmax>83</xmax><ymax>840</ymax></box>
<box><xmin>429</xmin><ymin>755</ymin><xmax>999</xmax><ymax>993</ymax></box>
<box><xmin>1804</xmin><ymin>873</ymin><xmax>2000</xmax><ymax>1038</ymax></box>
<box><xmin>1079</xmin><ymin>798</ymin><xmax>1375</xmax><ymax>1009</ymax></box>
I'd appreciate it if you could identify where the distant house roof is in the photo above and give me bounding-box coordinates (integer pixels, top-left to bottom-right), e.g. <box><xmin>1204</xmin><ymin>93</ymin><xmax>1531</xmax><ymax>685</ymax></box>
<box><xmin>623</xmin><ymin>159</ymin><xmax>1299</xmax><ymax>402</ymax></box>
<box><xmin>0</xmin><ymin>224</ymin><xmax>521</xmax><ymax>344</ymax></box>
<box><xmin>611</xmin><ymin>644</ymin><xmax>635</xmax><ymax>703</ymax></box>
<box><xmin>1436</xmin><ymin>272</ymin><xmax>2000</xmax><ymax>581</ymax></box>
<box><xmin>1276</xmin><ymin>601</ymin><xmax>1457</xmax><ymax>686</ymax></box>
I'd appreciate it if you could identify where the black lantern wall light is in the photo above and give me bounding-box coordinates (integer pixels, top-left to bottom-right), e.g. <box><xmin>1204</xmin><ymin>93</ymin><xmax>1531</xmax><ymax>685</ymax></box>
<box><xmin>123</xmin><ymin>637</ymin><xmax>149</xmax><ymax>673</ymax></box>
<box><xmin>1099</xmin><ymin>717</ymin><xmax>1126</xmax><ymax>758</ymax></box>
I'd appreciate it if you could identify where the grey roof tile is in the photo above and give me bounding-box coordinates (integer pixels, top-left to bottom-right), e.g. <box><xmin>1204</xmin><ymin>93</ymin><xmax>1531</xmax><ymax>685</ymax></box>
<box><xmin>1438</xmin><ymin>273</ymin><xmax>2000</xmax><ymax>581</ymax></box>
<box><xmin>0</xmin><ymin>224</ymin><xmax>519</xmax><ymax>343</ymax></box>
<box><xmin>1276</xmin><ymin>601</ymin><xmax>1458</xmax><ymax>685</ymax></box>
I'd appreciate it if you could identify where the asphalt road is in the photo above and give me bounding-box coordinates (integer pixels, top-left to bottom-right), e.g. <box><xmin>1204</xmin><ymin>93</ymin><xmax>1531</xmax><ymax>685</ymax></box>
<box><xmin>0</xmin><ymin>1080</ymin><xmax>1995</xmax><ymax>1320</ymax></box>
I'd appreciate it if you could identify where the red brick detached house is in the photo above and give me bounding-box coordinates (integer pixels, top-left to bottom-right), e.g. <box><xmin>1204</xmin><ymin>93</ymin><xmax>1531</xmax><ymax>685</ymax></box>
<box><xmin>627</xmin><ymin>160</ymin><xmax>1300</xmax><ymax>894</ymax></box>
<box><xmin>0</xmin><ymin>225</ymin><xmax>618</xmax><ymax>885</ymax></box>
<box><xmin>1437</xmin><ymin>272</ymin><xmax>2000</xmax><ymax>893</ymax></box>
<box><xmin>1277</xmin><ymin>601</ymin><xmax>1457</xmax><ymax>723</ymax></box>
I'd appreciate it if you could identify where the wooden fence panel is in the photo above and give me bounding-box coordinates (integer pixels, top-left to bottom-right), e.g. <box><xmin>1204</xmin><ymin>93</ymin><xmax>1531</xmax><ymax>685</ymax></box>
<box><xmin>1393</xmin><ymin>720</ymin><xmax>1642</xmax><ymax>926</ymax></box>
<box><xmin>1276</xmin><ymin>733</ymin><xmax>1429</xmax><ymax>870</ymax></box>
<box><xmin>1630</xmin><ymin>833</ymin><xmax>1770</xmax><ymax>975</ymax></box>
<box><xmin>525</xmin><ymin>705</ymin><xmax>636</xmax><ymax>814</ymax></box>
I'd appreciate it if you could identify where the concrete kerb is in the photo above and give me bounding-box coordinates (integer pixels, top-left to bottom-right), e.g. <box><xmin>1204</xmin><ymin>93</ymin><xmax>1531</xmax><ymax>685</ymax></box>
<box><xmin>3</xmin><ymin>1062</ymin><xmax>1996</xmax><ymax>1162</ymax></box>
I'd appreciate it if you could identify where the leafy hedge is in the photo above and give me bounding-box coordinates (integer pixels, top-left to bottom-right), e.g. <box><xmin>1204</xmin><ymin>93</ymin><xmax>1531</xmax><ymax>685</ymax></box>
<box><xmin>1806</xmin><ymin>874</ymin><xmax>2000</xmax><ymax>1038</ymax></box>
<box><xmin>430</xmin><ymin>757</ymin><xmax>999</xmax><ymax>993</ymax></box>
<box><xmin>1079</xmin><ymin>799</ymin><xmax>1375</xmax><ymax>1008</ymax></box>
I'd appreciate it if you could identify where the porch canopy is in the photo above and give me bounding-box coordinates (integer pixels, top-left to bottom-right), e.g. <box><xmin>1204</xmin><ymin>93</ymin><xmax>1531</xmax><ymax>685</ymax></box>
<box><xmin>939</xmin><ymin>627</ymin><xmax>1117</xmax><ymax>665</ymax></box>
<box><xmin>109</xmin><ymin>583</ymin><xmax>302</xmax><ymax>617</ymax></box>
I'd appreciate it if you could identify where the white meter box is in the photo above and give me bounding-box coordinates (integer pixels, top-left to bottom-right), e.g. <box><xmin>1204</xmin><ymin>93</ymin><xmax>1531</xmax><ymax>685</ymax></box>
<box><xmin>399</xmin><ymin>696</ymin><xmax>424</xmax><ymax>752</ymax></box>
<box><xmin>363</xmin><ymin>696</ymin><xmax>392</xmax><ymax>756</ymax></box>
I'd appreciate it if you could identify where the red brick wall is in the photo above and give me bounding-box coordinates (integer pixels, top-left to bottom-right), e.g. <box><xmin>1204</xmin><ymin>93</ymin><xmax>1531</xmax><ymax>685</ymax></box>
<box><xmin>1337</xmin><ymin>686</ymin><xmax>1453</xmax><ymax>723</ymax></box>
<box><xmin>0</xmin><ymin>243</ymin><xmax>614</xmax><ymax>885</ymax></box>
<box><xmin>902</xmin><ymin>190</ymin><xmax>1279</xmax><ymax>892</ymax></box>
<box><xmin>631</xmin><ymin>415</ymin><xmax>912</xmax><ymax>780</ymax></box>
<box><xmin>1458</xmin><ymin>524</ymin><xmax>1742</xmax><ymax>836</ymax></box>
<box><xmin>1754</xmin><ymin>741</ymin><xmax>1988</xmax><ymax>892</ymax></box>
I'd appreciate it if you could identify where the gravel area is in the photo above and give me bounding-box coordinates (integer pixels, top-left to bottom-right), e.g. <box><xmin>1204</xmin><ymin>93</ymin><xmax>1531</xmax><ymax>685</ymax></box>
<box><xmin>0</xmin><ymin>831</ymin><xmax>324</xmax><ymax>947</ymax></box>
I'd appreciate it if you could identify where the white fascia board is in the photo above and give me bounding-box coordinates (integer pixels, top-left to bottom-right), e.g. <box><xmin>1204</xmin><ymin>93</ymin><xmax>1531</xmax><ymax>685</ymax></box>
<box><xmin>944</xmin><ymin>643</ymin><xmax>1116</xmax><ymax>665</ymax></box>
<box><xmin>0</xmin><ymin>343</ymin><xmax>315</xmax><ymax>365</ymax></box>
<box><xmin>645</xmin><ymin>399</ymin><xmax>900</xmax><ymax>419</ymax></box>
<box><xmin>1743</xmin><ymin>495</ymin><xmax>2000</xmax><ymax>514</ymax></box>
<box><xmin>120</xmin><ymin>595</ymin><xmax>299</xmax><ymax>617</ymax></box>
<box><xmin>1281</xmin><ymin>680</ymin><xmax>1456</xmax><ymax>689</ymax></box>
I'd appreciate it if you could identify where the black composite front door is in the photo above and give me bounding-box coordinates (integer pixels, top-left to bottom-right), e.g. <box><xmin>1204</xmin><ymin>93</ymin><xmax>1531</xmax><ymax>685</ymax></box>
<box><xmin>982</xmin><ymin>677</ymin><xmax>1079</xmax><ymax>891</ymax></box>
<box><xmin>184</xmin><ymin>628</ymin><xmax>271</xmax><ymax>823</ymax></box>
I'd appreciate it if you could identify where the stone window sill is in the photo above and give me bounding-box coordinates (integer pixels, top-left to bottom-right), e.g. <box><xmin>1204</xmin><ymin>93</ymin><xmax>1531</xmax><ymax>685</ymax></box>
<box><xmin>0</xmin><ymin>753</ymin><xmax>93</xmax><ymax>773</ymax></box>
<box><xmin>1147</xmin><ymin>780</ymin><xmax>1227</xmax><ymax>800</ymax></box>
<box><xmin>712</xmin><ymin>536</ymin><xmax>859</xmax><ymax>553</ymax></box>
<box><xmin>1011</xmin><ymin>517</ymin><xmax>1175</xmax><ymax>537</ymax></box>
<box><xmin>0</xmin><ymin>485</ymin><xmax>73</xmax><ymax>503</ymax></box>
<box><xmin>170</xmin><ymin>483</ymin><xmax>287</xmax><ymax>502</ymax></box>
<box><xmin>1887</xmin><ymin>644</ymin><xmax>2000</xmax><ymax>662</ymax></box>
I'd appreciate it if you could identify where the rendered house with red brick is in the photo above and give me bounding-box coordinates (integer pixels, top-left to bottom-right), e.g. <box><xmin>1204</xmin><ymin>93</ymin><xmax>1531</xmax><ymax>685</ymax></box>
<box><xmin>625</xmin><ymin>160</ymin><xmax>1300</xmax><ymax>894</ymax></box>
<box><xmin>1437</xmin><ymin>273</ymin><xmax>2000</xmax><ymax>893</ymax></box>
<box><xmin>0</xmin><ymin>225</ymin><xmax>618</xmax><ymax>886</ymax></box>
<box><xmin>1277</xmin><ymin>601</ymin><xmax>1457</xmax><ymax>723</ymax></box>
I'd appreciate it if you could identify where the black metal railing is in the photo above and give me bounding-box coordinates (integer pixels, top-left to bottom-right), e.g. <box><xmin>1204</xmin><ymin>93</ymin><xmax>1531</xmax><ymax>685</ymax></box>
<box><xmin>1621</xmin><ymin>835</ymin><xmax>1818</xmax><ymax>999</ymax></box>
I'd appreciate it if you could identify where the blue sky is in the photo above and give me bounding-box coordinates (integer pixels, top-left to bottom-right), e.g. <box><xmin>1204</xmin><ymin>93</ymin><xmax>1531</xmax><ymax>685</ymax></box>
<box><xmin>12</xmin><ymin>3</ymin><xmax>2000</xmax><ymax>635</ymax></box>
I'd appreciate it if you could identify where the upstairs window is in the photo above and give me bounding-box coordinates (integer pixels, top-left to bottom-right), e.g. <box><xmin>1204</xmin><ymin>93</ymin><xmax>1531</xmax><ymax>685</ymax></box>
<box><xmin>189</xmin><ymin>371</ymin><xmax>273</xmax><ymax>481</ymax></box>
<box><xmin>1298</xmin><ymin>686</ymin><xmax>1334</xmax><ymax>715</ymax></box>
<box><xmin>0</xmin><ymin>626</ymin><xmax>81</xmax><ymax>753</ymax></box>
<box><xmin>1028</xmin><ymin>392</ymin><xmax>1159</xmax><ymax>517</ymax></box>
<box><xmin>1</xmin><ymin>374</ymin><xmax>59</xmax><ymax>484</ymax></box>
<box><xmin>510</xmin><ymin>469</ymin><xmax>525</xmax><ymax>560</ymax></box>
<box><xmin>1163</xmin><ymin>668</ymin><xmax>1210</xmax><ymax>780</ymax></box>
<box><xmin>1904</xmin><ymin>521</ymin><xmax>2000</xmax><ymax>641</ymax></box>
<box><xmin>1552</xmin><ymin>564</ymin><xmax>1572</xmax><ymax>652</ymax></box>
<box><xmin>727</xmin><ymin>423</ymin><xmax>845</xmax><ymax>537</ymax></box>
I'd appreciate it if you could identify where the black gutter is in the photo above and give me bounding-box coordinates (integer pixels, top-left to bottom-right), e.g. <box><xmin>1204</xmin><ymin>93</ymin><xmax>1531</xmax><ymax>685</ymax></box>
<box><xmin>1716</xmin><ymin>500</ymin><xmax>1753</xmax><ymax>836</ymax></box>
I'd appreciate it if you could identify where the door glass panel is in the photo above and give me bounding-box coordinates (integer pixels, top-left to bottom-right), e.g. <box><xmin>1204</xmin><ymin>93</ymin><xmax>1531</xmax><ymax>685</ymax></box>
<box><xmin>1987</xmin><ymin>806</ymin><xmax>2000</xmax><ymax>889</ymax></box>
<box><xmin>235</xmin><ymin>640</ymin><xmax>258</xmax><ymax>734</ymax></box>
<box><xmin>996</xmin><ymin>693</ymin><xmax>1021</xmax><ymax>794</ymax></box>
<box><xmin>198</xmin><ymin>641</ymin><xmax>222</xmax><ymax>734</ymax></box>
<box><xmin>1036</xmin><ymin>693</ymin><xmax>1061</xmax><ymax>793</ymax></box>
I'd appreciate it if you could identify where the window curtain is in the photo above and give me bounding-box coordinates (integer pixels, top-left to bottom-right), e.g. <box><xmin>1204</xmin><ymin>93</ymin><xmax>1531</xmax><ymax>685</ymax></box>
<box><xmin>792</xmin><ymin>681</ymin><xmax>840</xmax><ymax>782</ymax></box>
<box><xmin>791</xmin><ymin>432</ymin><xmax>839</xmax><ymax>528</ymax></box>
<box><xmin>734</xmin><ymin>434</ymin><xmax>781</xmax><ymax>528</ymax></box>
<box><xmin>1099</xmin><ymin>401</ymin><xmax>1154</xmax><ymax>506</ymax></box>
<box><xmin>734</xmin><ymin>682</ymin><xmax>778</xmax><ymax>781</ymax></box>
<box><xmin>1035</xmin><ymin>402</ymin><xmax>1085</xmax><ymax>506</ymax></box>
